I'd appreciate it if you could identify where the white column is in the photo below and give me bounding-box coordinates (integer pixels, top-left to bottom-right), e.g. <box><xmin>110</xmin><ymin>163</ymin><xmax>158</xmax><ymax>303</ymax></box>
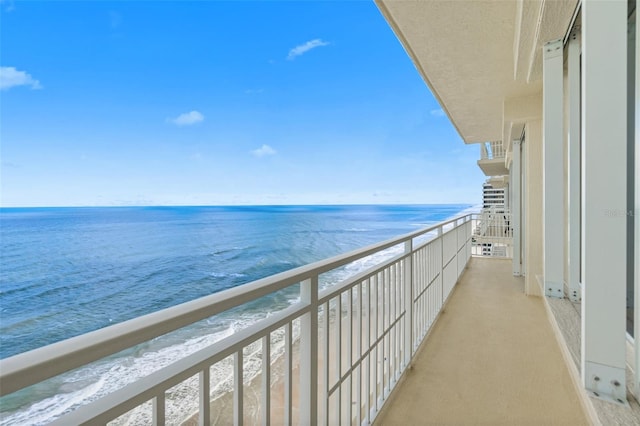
<box><xmin>524</xmin><ymin>120</ymin><xmax>543</xmax><ymax>296</ymax></box>
<box><xmin>581</xmin><ymin>0</ymin><xmax>627</xmax><ymax>403</ymax></box>
<box><xmin>512</xmin><ymin>139</ymin><xmax>522</xmax><ymax>276</ymax></box>
<box><xmin>567</xmin><ymin>29</ymin><xmax>581</xmax><ymax>302</ymax></box>
<box><xmin>521</xmin><ymin>136</ymin><xmax>527</xmax><ymax>276</ymax></box>
<box><xmin>543</xmin><ymin>38</ymin><xmax>564</xmax><ymax>298</ymax></box>
<box><xmin>504</xmin><ymin>182</ymin><xmax>510</xmax><ymax>210</ymax></box>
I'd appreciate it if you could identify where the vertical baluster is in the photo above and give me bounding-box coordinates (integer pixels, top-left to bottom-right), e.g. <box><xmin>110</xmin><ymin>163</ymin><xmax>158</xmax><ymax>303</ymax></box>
<box><xmin>426</xmin><ymin>246</ymin><xmax>430</xmax><ymax>329</ymax></box>
<box><xmin>396</xmin><ymin>260</ymin><xmax>401</xmax><ymax>378</ymax></box>
<box><xmin>421</xmin><ymin>249</ymin><xmax>425</xmax><ymax>334</ymax></box>
<box><xmin>357</xmin><ymin>282</ymin><xmax>363</xmax><ymax>426</ymax></box>
<box><xmin>378</xmin><ymin>270</ymin><xmax>384</xmax><ymax>401</ymax></box>
<box><xmin>284</xmin><ymin>322</ymin><xmax>292</xmax><ymax>426</ymax></box>
<box><xmin>430</xmin><ymin>244</ymin><xmax>435</xmax><ymax>326</ymax></box>
<box><xmin>385</xmin><ymin>268</ymin><xmax>389</xmax><ymax>397</ymax></box>
<box><xmin>418</xmin><ymin>248</ymin><xmax>425</xmax><ymax>342</ymax></box>
<box><xmin>378</xmin><ymin>271</ymin><xmax>387</xmax><ymax>402</ymax></box>
<box><xmin>394</xmin><ymin>262</ymin><xmax>398</xmax><ymax>377</ymax></box>
<box><xmin>392</xmin><ymin>262</ymin><xmax>397</xmax><ymax>380</ymax></box>
<box><xmin>346</xmin><ymin>289</ymin><xmax>352</xmax><ymax>426</ymax></box>
<box><xmin>199</xmin><ymin>368</ymin><xmax>211</xmax><ymax>426</ymax></box>
<box><xmin>428</xmin><ymin>245</ymin><xmax>432</xmax><ymax>328</ymax></box>
<box><xmin>396</xmin><ymin>262</ymin><xmax>400</xmax><ymax>372</ymax></box>
<box><xmin>387</xmin><ymin>265</ymin><xmax>392</xmax><ymax>389</ymax></box>
<box><xmin>390</xmin><ymin>263</ymin><xmax>395</xmax><ymax>382</ymax></box>
<box><xmin>432</xmin><ymin>243</ymin><xmax>436</xmax><ymax>324</ymax></box>
<box><xmin>337</xmin><ymin>294</ymin><xmax>342</xmax><ymax>424</ymax></box>
<box><xmin>300</xmin><ymin>277</ymin><xmax>318</xmax><ymax>426</ymax></box>
<box><xmin>396</xmin><ymin>261</ymin><xmax>401</xmax><ymax>378</ymax></box>
<box><xmin>365</xmin><ymin>278</ymin><xmax>371</xmax><ymax>424</ymax></box>
<box><xmin>373</xmin><ymin>273</ymin><xmax>379</xmax><ymax>411</ymax></box>
<box><xmin>262</xmin><ymin>335</ymin><xmax>271</xmax><ymax>426</ymax></box>
<box><xmin>321</xmin><ymin>303</ymin><xmax>329</xmax><ymax>426</ymax></box>
<box><xmin>422</xmin><ymin>243</ymin><xmax>434</xmax><ymax>328</ymax></box>
<box><xmin>439</xmin><ymin>232</ymin><xmax>444</xmax><ymax>311</ymax></box>
<box><xmin>412</xmin><ymin>254</ymin><xmax>417</xmax><ymax>346</ymax></box>
<box><xmin>438</xmin><ymin>240</ymin><xmax>441</xmax><ymax>315</ymax></box>
<box><xmin>234</xmin><ymin>351</ymin><xmax>244</xmax><ymax>426</ymax></box>
<box><xmin>420</xmin><ymin>248</ymin><xmax>425</xmax><ymax>340</ymax></box>
<box><xmin>411</xmin><ymin>253</ymin><xmax>415</xmax><ymax>344</ymax></box>
<box><xmin>396</xmin><ymin>257</ymin><xmax>402</xmax><ymax>371</ymax></box>
<box><xmin>153</xmin><ymin>393</ymin><xmax>165</xmax><ymax>426</ymax></box>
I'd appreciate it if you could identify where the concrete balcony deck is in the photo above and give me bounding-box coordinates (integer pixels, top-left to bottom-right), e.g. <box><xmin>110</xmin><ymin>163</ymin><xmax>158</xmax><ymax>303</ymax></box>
<box><xmin>375</xmin><ymin>257</ymin><xmax>588</xmax><ymax>425</ymax></box>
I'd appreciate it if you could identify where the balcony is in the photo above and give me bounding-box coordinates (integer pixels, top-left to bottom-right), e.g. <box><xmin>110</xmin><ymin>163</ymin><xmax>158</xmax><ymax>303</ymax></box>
<box><xmin>0</xmin><ymin>213</ymin><xmax>587</xmax><ymax>425</ymax></box>
<box><xmin>478</xmin><ymin>141</ymin><xmax>509</xmax><ymax>177</ymax></box>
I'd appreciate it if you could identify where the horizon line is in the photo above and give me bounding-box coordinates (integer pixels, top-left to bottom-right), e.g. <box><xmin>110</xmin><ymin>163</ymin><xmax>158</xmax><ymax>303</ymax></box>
<box><xmin>0</xmin><ymin>202</ymin><xmax>480</xmax><ymax>209</ymax></box>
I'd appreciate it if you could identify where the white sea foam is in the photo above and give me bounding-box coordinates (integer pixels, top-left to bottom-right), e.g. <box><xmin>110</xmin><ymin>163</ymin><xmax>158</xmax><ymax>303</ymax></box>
<box><xmin>320</xmin><ymin>244</ymin><xmax>404</xmax><ymax>291</ymax></box>
<box><xmin>1</xmin><ymin>379</ymin><xmax>105</xmax><ymax>426</ymax></box>
<box><xmin>211</xmin><ymin>272</ymin><xmax>247</xmax><ymax>278</ymax></box>
<box><xmin>1</xmin><ymin>307</ymin><xmax>306</xmax><ymax>426</ymax></box>
<box><xmin>455</xmin><ymin>204</ymin><xmax>482</xmax><ymax>216</ymax></box>
<box><xmin>1</xmin><ymin>324</ymin><xmax>236</xmax><ymax>425</ymax></box>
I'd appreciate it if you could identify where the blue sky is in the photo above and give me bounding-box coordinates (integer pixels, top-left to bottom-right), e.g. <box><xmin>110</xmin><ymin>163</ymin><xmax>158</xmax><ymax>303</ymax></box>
<box><xmin>0</xmin><ymin>1</ymin><xmax>485</xmax><ymax>207</ymax></box>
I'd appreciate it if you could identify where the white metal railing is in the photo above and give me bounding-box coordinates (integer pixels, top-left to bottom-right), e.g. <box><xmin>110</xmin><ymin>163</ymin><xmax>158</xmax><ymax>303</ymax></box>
<box><xmin>471</xmin><ymin>208</ymin><xmax>513</xmax><ymax>258</ymax></box>
<box><xmin>0</xmin><ymin>214</ymin><xmax>475</xmax><ymax>425</ymax></box>
<box><xmin>479</xmin><ymin>141</ymin><xmax>506</xmax><ymax>160</ymax></box>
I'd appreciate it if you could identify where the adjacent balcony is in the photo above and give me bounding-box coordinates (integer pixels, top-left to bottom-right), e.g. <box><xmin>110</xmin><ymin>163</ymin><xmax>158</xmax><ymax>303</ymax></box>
<box><xmin>472</xmin><ymin>208</ymin><xmax>513</xmax><ymax>258</ymax></box>
<box><xmin>478</xmin><ymin>141</ymin><xmax>509</xmax><ymax>176</ymax></box>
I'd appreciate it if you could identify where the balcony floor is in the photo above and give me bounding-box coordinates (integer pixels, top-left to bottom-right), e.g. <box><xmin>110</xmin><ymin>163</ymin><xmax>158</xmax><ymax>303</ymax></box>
<box><xmin>375</xmin><ymin>257</ymin><xmax>588</xmax><ymax>425</ymax></box>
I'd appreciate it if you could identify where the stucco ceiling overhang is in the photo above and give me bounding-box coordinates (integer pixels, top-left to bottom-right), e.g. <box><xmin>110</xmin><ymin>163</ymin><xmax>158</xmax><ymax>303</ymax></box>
<box><xmin>376</xmin><ymin>0</ymin><xmax>578</xmax><ymax>144</ymax></box>
<box><xmin>478</xmin><ymin>159</ymin><xmax>510</xmax><ymax>177</ymax></box>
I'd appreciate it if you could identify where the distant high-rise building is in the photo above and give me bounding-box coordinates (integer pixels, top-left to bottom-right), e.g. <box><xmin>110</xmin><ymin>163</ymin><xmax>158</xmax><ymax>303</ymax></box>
<box><xmin>482</xmin><ymin>182</ymin><xmax>505</xmax><ymax>209</ymax></box>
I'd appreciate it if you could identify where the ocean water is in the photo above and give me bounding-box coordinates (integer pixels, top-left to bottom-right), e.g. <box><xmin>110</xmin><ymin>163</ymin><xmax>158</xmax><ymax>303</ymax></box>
<box><xmin>0</xmin><ymin>204</ymin><xmax>472</xmax><ymax>424</ymax></box>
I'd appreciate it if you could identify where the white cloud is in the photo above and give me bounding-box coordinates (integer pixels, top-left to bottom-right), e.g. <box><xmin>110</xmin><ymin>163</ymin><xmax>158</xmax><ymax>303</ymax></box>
<box><xmin>430</xmin><ymin>108</ymin><xmax>445</xmax><ymax>117</ymax></box>
<box><xmin>168</xmin><ymin>110</ymin><xmax>204</xmax><ymax>126</ymax></box>
<box><xmin>0</xmin><ymin>67</ymin><xmax>42</xmax><ymax>91</ymax></box>
<box><xmin>287</xmin><ymin>39</ymin><xmax>330</xmax><ymax>60</ymax></box>
<box><xmin>251</xmin><ymin>144</ymin><xmax>276</xmax><ymax>157</ymax></box>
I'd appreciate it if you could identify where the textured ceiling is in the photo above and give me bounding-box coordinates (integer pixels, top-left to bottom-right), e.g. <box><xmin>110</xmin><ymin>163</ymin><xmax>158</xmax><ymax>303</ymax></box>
<box><xmin>377</xmin><ymin>0</ymin><xmax>577</xmax><ymax>144</ymax></box>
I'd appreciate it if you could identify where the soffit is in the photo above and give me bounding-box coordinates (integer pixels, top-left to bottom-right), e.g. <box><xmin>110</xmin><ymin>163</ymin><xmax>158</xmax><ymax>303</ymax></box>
<box><xmin>376</xmin><ymin>0</ymin><xmax>574</xmax><ymax>144</ymax></box>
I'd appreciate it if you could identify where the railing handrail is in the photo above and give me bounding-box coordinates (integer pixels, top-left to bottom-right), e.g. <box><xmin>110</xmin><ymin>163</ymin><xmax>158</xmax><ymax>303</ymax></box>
<box><xmin>0</xmin><ymin>212</ymin><xmax>475</xmax><ymax>398</ymax></box>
